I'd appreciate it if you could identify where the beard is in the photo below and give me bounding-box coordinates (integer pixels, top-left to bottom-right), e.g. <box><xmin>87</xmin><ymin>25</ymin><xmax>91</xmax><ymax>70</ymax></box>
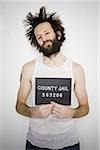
<box><xmin>38</xmin><ymin>37</ymin><xmax>62</xmax><ymax>57</ymax></box>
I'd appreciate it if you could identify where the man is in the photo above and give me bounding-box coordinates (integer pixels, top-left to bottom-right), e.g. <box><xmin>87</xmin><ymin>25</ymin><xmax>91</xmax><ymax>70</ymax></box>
<box><xmin>16</xmin><ymin>7</ymin><xmax>89</xmax><ymax>150</ymax></box>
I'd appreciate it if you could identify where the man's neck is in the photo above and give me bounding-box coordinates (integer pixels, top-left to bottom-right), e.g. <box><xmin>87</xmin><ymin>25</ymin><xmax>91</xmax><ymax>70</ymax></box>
<box><xmin>43</xmin><ymin>52</ymin><xmax>66</xmax><ymax>67</ymax></box>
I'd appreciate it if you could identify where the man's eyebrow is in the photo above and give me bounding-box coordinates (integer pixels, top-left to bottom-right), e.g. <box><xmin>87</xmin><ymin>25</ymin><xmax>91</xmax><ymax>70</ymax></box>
<box><xmin>44</xmin><ymin>29</ymin><xmax>49</xmax><ymax>32</ymax></box>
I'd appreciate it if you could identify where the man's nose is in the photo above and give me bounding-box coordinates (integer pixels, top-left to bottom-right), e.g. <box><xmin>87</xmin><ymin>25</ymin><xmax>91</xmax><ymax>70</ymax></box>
<box><xmin>42</xmin><ymin>35</ymin><xmax>47</xmax><ymax>42</ymax></box>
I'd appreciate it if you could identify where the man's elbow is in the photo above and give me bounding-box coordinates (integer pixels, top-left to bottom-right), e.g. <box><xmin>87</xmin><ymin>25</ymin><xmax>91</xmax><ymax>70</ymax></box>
<box><xmin>15</xmin><ymin>102</ymin><xmax>21</xmax><ymax>114</ymax></box>
<box><xmin>87</xmin><ymin>105</ymin><xmax>89</xmax><ymax>115</ymax></box>
<box><xmin>83</xmin><ymin>104</ymin><xmax>89</xmax><ymax>116</ymax></box>
<box><xmin>15</xmin><ymin>103</ymin><xmax>19</xmax><ymax>113</ymax></box>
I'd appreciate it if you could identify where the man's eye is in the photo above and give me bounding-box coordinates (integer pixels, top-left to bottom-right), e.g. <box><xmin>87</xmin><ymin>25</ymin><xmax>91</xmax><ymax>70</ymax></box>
<box><xmin>46</xmin><ymin>32</ymin><xmax>50</xmax><ymax>35</ymax></box>
<box><xmin>37</xmin><ymin>37</ymin><xmax>41</xmax><ymax>40</ymax></box>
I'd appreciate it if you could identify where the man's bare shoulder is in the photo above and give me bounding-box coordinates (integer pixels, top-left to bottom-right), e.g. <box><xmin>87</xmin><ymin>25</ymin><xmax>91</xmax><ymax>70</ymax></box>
<box><xmin>72</xmin><ymin>61</ymin><xmax>83</xmax><ymax>71</ymax></box>
<box><xmin>72</xmin><ymin>61</ymin><xmax>85</xmax><ymax>81</ymax></box>
<box><xmin>23</xmin><ymin>59</ymin><xmax>36</xmax><ymax>70</ymax></box>
<box><xmin>21</xmin><ymin>59</ymin><xmax>36</xmax><ymax>78</ymax></box>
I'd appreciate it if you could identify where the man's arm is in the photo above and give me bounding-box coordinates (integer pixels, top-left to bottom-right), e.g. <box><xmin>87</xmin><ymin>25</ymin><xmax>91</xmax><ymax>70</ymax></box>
<box><xmin>16</xmin><ymin>62</ymin><xmax>33</xmax><ymax>117</ymax></box>
<box><xmin>16</xmin><ymin>61</ymin><xmax>52</xmax><ymax>118</ymax></box>
<box><xmin>72</xmin><ymin>63</ymin><xmax>89</xmax><ymax>118</ymax></box>
<box><xmin>51</xmin><ymin>63</ymin><xmax>89</xmax><ymax>118</ymax></box>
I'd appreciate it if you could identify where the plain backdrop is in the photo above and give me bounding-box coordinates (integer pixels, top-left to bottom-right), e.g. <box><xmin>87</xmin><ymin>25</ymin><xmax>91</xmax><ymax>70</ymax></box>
<box><xmin>0</xmin><ymin>1</ymin><xmax>99</xmax><ymax>150</ymax></box>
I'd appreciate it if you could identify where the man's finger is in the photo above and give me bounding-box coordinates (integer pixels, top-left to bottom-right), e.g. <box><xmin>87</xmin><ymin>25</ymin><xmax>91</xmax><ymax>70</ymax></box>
<box><xmin>50</xmin><ymin>101</ymin><xmax>63</xmax><ymax>108</ymax></box>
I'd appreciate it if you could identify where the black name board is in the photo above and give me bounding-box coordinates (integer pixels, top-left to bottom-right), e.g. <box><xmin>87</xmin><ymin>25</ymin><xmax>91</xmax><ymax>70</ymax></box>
<box><xmin>35</xmin><ymin>78</ymin><xmax>71</xmax><ymax>105</ymax></box>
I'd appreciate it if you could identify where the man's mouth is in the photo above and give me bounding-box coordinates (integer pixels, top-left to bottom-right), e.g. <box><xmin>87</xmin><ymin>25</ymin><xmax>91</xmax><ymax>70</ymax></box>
<box><xmin>43</xmin><ymin>40</ymin><xmax>53</xmax><ymax>47</ymax></box>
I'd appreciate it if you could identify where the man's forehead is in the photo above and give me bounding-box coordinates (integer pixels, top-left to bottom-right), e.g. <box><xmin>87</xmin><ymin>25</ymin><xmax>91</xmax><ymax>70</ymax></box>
<box><xmin>34</xmin><ymin>22</ymin><xmax>53</xmax><ymax>34</ymax></box>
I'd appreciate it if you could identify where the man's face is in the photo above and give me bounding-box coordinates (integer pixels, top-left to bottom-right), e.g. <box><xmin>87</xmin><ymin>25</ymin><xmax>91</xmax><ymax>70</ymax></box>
<box><xmin>34</xmin><ymin>22</ymin><xmax>62</xmax><ymax>57</ymax></box>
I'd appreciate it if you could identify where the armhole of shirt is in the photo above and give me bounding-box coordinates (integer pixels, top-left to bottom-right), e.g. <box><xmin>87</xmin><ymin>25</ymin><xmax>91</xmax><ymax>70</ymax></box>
<box><xmin>70</xmin><ymin>60</ymin><xmax>75</xmax><ymax>107</ymax></box>
<box><xmin>31</xmin><ymin>59</ymin><xmax>37</xmax><ymax>84</ymax></box>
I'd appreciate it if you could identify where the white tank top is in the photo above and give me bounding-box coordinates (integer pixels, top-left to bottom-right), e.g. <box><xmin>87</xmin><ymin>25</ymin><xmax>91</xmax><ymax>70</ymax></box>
<box><xmin>27</xmin><ymin>56</ymin><xmax>79</xmax><ymax>149</ymax></box>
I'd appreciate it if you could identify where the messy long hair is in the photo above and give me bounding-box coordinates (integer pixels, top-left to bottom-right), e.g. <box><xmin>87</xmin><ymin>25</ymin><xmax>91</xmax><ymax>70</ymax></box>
<box><xmin>24</xmin><ymin>6</ymin><xmax>66</xmax><ymax>49</ymax></box>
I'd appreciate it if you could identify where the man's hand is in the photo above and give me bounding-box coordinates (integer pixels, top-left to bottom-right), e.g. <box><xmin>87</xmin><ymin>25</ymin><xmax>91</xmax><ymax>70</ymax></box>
<box><xmin>30</xmin><ymin>104</ymin><xmax>53</xmax><ymax>118</ymax></box>
<box><xmin>51</xmin><ymin>101</ymin><xmax>74</xmax><ymax>119</ymax></box>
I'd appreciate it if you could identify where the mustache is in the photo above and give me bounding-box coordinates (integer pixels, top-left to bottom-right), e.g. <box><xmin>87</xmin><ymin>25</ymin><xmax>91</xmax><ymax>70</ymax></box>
<box><xmin>42</xmin><ymin>40</ymin><xmax>53</xmax><ymax>46</ymax></box>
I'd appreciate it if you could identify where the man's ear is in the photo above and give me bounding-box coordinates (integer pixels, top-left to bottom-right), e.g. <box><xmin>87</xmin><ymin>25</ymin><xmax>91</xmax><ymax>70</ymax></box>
<box><xmin>57</xmin><ymin>31</ymin><xmax>62</xmax><ymax>40</ymax></box>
